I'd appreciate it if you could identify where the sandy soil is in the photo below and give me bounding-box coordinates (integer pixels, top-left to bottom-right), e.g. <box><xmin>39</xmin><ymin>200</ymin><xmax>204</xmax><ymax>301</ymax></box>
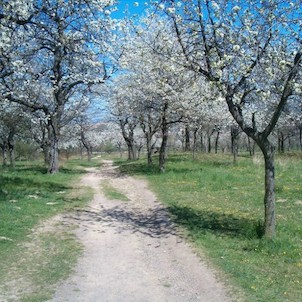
<box><xmin>49</xmin><ymin>160</ymin><xmax>233</xmax><ymax>302</ymax></box>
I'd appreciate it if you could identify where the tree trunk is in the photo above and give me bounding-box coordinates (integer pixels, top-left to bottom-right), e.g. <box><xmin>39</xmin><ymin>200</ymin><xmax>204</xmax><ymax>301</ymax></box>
<box><xmin>126</xmin><ymin>141</ymin><xmax>136</xmax><ymax>160</ymax></box>
<box><xmin>146</xmin><ymin>134</ymin><xmax>153</xmax><ymax>165</ymax></box>
<box><xmin>192</xmin><ymin>128</ymin><xmax>198</xmax><ymax>160</ymax></box>
<box><xmin>48</xmin><ymin>135</ymin><xmax>59</xmax><ymax>173</ymax></box>
<box><xmin>247</xmin><ymin>137</ymin><xmax>254</xmax><ymax>156</ymax></box>
<box><xmin>8</xmin><ymin>144</ymin><xmax>15</xmax><ymax>168</ymax></box>
<box><xmin>215</xmin><ymin>131</ymin><xmax>220</xmax><ymax>154</ymax></box>
<box><xmin>79</xmin><ymin>143</ymin><xmax>84</xmax><ymax>160</ymax></box>
<box><xmin>136</xmin><ymin>144</ymin><xmax>143</xmax><ymax>160</ymax></box>
<box><xmin>184</xmin><ymin>125</ymin><xmax>190</xmax><ymax>152</ymax></box>
<box><xmin>200</xmin><ymin>133</ymin><xmax>205</xmax><ymax>152</ymax></box>
<box><xmin>278</xmin><ymin>130</ymin><xmax>285</xmax><ymax>153</ymax></box>
<box><xmin>82</xmin><ymin>142</ymin><xmax>93</xmax><ymax>161</ymax></box>
<box><xmin>120</xmin><ymin>121</ymin><xmax>137</xmax><ymax>161</ymax></box>
<box><xmin>231</xmin><ymin>126</ymin><xmax>240</xmax><ymax>163</ymax></box>
<box><xmin>80</xmin><ymin>131</ymin><xmax>93</xmax><ymax>162</ymax></box>
<box><xmin>7</xmin><ymin>132</ymin><xmax>15</xmax><ymax>168</ymax></box>
<box><xmin>87</xmin><ymin>146</ymin><xmax>93</xmax><ymax>162</ymax></box>
<box><xmin>159</xmin><ymin>122</ymin><xmax>168</xmax><ymax>173</ymax></box>
<box><xmin>207</xmin><ymin>131</ymin><xmax>212</xmax><ymax>153</ymax></box>
<box><xmin>260</xmin><ymin>141</ymin><xmax>276</xmax><ymax>239</ymax></box>
<box><xmin>48</xmin><ymin>119</ymin><xmax>60</xmax><ymax>174</ymax></box>
<box><xmin>127</xmin><ymin>144</ymin><xmax>132</xmax><ymax>160</ymax></box>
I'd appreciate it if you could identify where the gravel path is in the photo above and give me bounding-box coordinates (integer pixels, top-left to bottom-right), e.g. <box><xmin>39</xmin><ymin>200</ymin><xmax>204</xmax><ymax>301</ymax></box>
<box><xmin>49</xmin><ymin>160</ymin><xmax>233</xmax><ymax>302</ymax></box>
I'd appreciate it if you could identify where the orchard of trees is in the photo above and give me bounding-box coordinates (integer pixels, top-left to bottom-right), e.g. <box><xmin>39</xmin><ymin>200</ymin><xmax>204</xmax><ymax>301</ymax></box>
<box><xmin>1</xmin><ymin>0</ymin><xmax>302</xmax><ymax>238</ymax></box>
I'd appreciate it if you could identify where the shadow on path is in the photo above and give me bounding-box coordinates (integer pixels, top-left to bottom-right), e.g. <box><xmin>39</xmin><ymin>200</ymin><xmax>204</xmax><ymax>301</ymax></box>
<box><xmin>65</xmin><ymin>204</ymin><xmax>181</xmax><ymax>239</ymax></box>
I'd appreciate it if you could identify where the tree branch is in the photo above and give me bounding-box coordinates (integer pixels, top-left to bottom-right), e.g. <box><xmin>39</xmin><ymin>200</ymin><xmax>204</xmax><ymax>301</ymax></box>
<box><xmin>5</xmin><ymin>93</ymin><xmax>49</xmax><ymax>115</ymax></box>
<box><xmin>263</xmin><ymin>50</ymin><xmax>301</xmax><ymax>138</ymax></box>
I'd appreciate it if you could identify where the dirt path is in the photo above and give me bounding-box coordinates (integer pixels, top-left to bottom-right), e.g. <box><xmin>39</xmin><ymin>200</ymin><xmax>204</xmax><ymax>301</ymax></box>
<box><xmin>50</xmin><ymin>160</ymin><xmax>233</xmax><ymax>302</ymax></box>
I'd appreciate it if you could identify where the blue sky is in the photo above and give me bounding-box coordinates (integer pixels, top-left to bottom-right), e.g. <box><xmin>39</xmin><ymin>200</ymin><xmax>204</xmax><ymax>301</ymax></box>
<box><xmin>112</xmin><ymin>0</ymin><xmax>150</xmax><ymax>18</ymax></box>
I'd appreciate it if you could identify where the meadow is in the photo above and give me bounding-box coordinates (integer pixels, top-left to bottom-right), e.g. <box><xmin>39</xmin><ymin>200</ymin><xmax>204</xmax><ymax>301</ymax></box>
<box><xmin>117</xmin><ymin>153</ymin><xmax>302</xmax><ymax>302</ymax></box>
<box><xmin>0</xmin><ymin>160</ymin><xmax>95</xmax><ymax>301</ymax></box>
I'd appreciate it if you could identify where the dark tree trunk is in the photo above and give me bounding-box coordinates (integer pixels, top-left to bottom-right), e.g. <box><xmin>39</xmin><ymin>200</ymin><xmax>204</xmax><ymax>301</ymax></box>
<box><xmin>8</xmin><ymin>144</ymin><xmax>15</xmax><ymax>168</ymax></box>
<box><xmin>80</xmin><ymin>133</ymin><xmax>93</xmax><ymax>162</ymax></box>
<box><xmin>184</xmin><ymin>125</ymin><xmax>191</xmax><ymax>152</ymax></box>
<box><xmin>192</xmin><ymin>128</ymin><xmax>198</xmax><ymax>160</ymax></box>
<box><xmin>120</xmin><ymin>121</ymin><xmax>137</xmax><ymax>161</ymax></box>
<box><xmin>278</xmin><ymin>130</ymin><xmax>285</xmax><ymax>153</ymax></box>
<box><xmin>7</xmin><ymin>133</ymin><xmax>15</xmax><ymax>168</ymax></box>
<box><xmin>231</xmin><ymin>126</ymin><xmax>240</xmax><ymax>163</ymax></box>
<box><xmin>126</xmin><ymin>141</ymin><xmax>136</xmax><ymax>160</ymax></box>
<box><xmin>136</xmin><ymin>144</ymin><xmax>143</xmax><ymax>160</ymax></box>
<box><xmin>238</xmin><ymin>134</ymin><xmax>277</xmax><ymax>240</ymax></box>
<box><xmin>247</xmin><ymin>136</ymin><xmax>255</xmax><ymax>156</ymax></box>
<box><xmin>48</xmin><ymin>119</ymin><xmax>60</xmax><ymax>174</ymax></box>
<box><xmin>207</xmin><ymin>131</ymin><xmax>212</xmax><ymax>153</ymax></box>
<box><xmin>87</xmin><ymin>146</ymin><xmax>93</xmax><ymax>162</ymax></box>
<box><xmin>206</xmin><ymin>129</ymin><xmax>215</xmax><ymax>153</ymax></box>
<box><xmin>48</xmin><ymin>135</ymin><xmax>59</xmax><ymax>173</ymax></box>
<box><xmin>140</xmin><ymin>113</ymin><xmax>161</xmax><ymax>166</ymax></box>
<box><xmin>200</xmin><ymin>133</ymin><xmax>205</xmax><ymax>152</ymax></box>
<box><xmin>260</xmin><ymin>140</ymin><xmax>276</xmax><ymax>238</ymax></box>
<box><xmin>159</xmin><ymin>122</ymin><xmax>168</xmax><ymax>173</ymax></box>
<box><xmin>146</xmin><ymin>134</ymin><xmax>153</xmax><ymax>165</ymax></box>
<box><xmin>215</xmin><ymin>131</ymin><xmax>220</xmax><ymax>154</ymax></box>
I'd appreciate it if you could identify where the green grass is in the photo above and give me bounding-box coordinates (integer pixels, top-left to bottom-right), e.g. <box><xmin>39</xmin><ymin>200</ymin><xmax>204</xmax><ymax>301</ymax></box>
<box><xmin>101</xmin><ymin>179</ymin><xmax>129</xmax><ymax>201</ymax></box>
<box><xmin>116</xmin><ymin>153</ymin><xmax>302</xmax><ymax>302</ymax></box>
<box><xmin>0</xmin><ymin>159</ymin><xmax>97</xmax><ymax>301</ymax></box>
<box><xmin>4</xmin><ymin>230</ymin><xmax>83</xmax><ymax>302</ymax></box>
<box><xmin>0</xmin><ymin>161</ymin><xmax>88</xmax><ymax>250</ymax></box>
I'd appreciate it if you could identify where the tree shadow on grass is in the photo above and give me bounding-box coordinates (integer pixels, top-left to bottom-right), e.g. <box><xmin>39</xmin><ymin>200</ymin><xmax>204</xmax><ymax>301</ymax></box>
<box><xmin>0</xmin><ymin>175</ymin><xmax>71</xmax><ymax>202</ymax></box>
<box><xmin>116</xmin><ymin>158</ymin><xmax>235</xmax><ymax>177</ymax></box>
<box><xmin>117</xmin><ymin>161</ymin><xmax>160</xmax><ymax>176</ymax></box>
<box><xmin>117</xmin><ymin>161</ymin><xmax>200</xmax><ymax>176</ymax></box>
<box><xmin>167</xmin><ymin>205</ymin><xmax>261</xmax><ymax>239</ymax></box>
<box><xmin>58</xmin><ymin>167</ymin><xmax>87</xmax><ymax>175</ymax></box>
<box><xmin>17</xmin><ymin>166</ymin><xmax>87</xmax><ymax>175</ymax></box>
<box><xmin>16</xmin><ymin>165</ymin><xmax>48</xmax><ymax>174</ymax></box>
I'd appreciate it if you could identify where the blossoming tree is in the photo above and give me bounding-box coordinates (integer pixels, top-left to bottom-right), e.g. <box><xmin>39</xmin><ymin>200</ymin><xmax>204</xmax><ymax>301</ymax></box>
<box><xmin>162</xmin><ymin>0</ymin><xmax>302</xmax><ymax>238</ymax></box>
<box><xmin>1</xmin><ymin>0</ymin><xmax>117</xmax><ymax>173</ymax></box>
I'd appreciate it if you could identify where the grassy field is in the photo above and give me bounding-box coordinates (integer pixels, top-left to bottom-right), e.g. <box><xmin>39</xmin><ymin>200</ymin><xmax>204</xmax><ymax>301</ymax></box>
<box><xmin>116</xmin><ymin>153</ymin><xmax>302</xmax><ymax>302</ymax></box>
<box><xmin>0</xmin><ymin>159</ymin><xmax>96</xmax><ymax>301</ymax></box>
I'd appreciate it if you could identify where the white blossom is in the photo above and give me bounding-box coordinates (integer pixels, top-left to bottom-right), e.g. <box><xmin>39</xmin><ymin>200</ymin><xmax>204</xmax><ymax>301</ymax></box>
<box><xmin>233</xmin><ymin>45</ymin><xmax>240</xmax><ymax>52</ymax></box>
<box><xmin>232</xmin><ymin>6</ymin><xmax>241</xmax><ymax>12</ymax></box>
<box><xmin>167</xmin><ymin>7</ymin><xmax>175</xmax><ymax>14</ymax></box>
